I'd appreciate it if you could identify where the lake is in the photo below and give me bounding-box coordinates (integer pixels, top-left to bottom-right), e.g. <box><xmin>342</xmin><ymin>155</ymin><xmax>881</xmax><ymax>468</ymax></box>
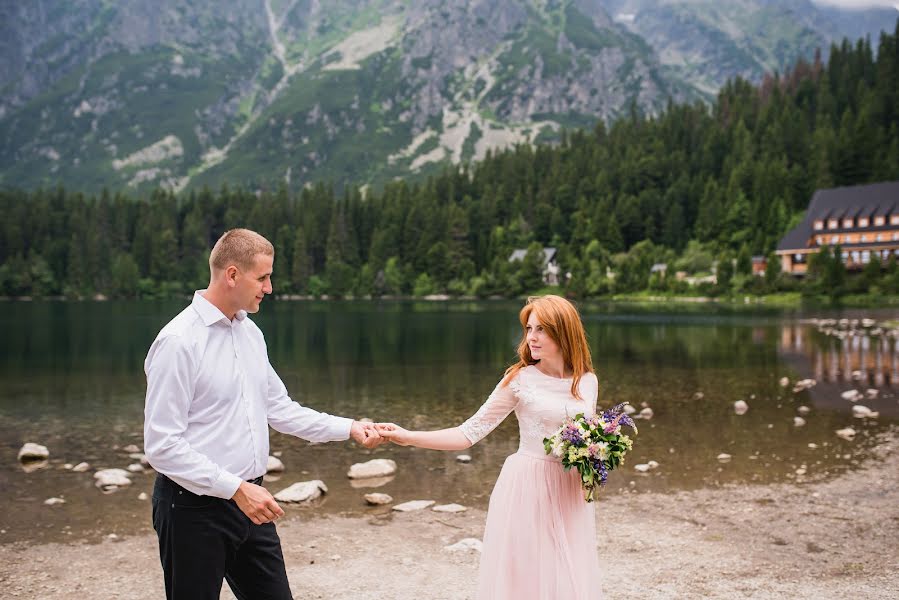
<box><xmin>1</xmin><ymin>299</ymin><xmax>897</xmax><ymax>545</ymax></box>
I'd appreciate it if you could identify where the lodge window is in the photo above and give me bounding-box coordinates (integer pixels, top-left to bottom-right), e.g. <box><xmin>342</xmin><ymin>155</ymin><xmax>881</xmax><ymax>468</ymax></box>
<box><xmin>892</xmin><ymin>215</ymin><xmax>899</xmax><ymax>225</ymax></box>
<box><xmin>842</xmin><ymin>252</ymin><xmax>849</xmax><ymax>261</ymax></box>
<box><xmin>859</xmin><ymin>217</ymin><xmax>869</xmax><ymax>227</ymax></box>
<box><xmin>876</xmin><ymin>234</ymin><xmax>884</xmax><ymax>242</ymax></box>
<box><xmin>828</xmin><ymin>219</ymin><xmax>839</xmax><ymax>229</ymax></box>
<box><xmin>894</xmin><ymin>233</ymin><xmax>899</xmax><ymax>241</ymax></box>
<box><xmin>814</xmin><ymin>220</ymin><xmax>824</xmax><ymax>230</ymax></box>
<box><xmin>794</xmin><ymin>254</ymin><xmax>805</xmax><ymax>263</ymax></box>
<box><xmin>874</xmin><ymin>216</ymin><xmax>885</xmax><ymax>226</ymax></box>
<box><xmin>851</xmin><ymin>251</ymin><xmax>860</xmax><ymax>263</ymax></box>
<box><xmin>843</xmin><ymin>218</ymin><xmax>853</xmax><ymax>228</ymax></box>
<box><xmin>861</xmin><ymin>251</ymin><xmax>871</xmax><ymax>263</ymax></box>
<box><xmin>861</xmin><ymin>234</ymin><xmax>869</xmax><ymax>242</ymax></box>
<box><xmin>816</xmin><ymin>235</ymin><xmax>823</xmax><ymax>245</ymax></box>
<box><xmin>831</xmin><ymin>235</ymin><xmax>840</xmax><ymax>244</ymax></box>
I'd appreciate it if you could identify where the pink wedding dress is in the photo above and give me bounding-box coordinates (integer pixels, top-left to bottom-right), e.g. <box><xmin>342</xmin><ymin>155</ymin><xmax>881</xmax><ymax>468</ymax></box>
<box><xmin>459</xmin><ymin>365</ymin><xmax>603</xmax><ymax>600</ymax></box>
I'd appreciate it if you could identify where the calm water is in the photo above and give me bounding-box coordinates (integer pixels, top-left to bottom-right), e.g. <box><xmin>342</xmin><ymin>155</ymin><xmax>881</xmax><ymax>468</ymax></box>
<box><xmin>1</xmin><ymin>300</ymin><xmax>897</xmax><ymax>545</ymax></box>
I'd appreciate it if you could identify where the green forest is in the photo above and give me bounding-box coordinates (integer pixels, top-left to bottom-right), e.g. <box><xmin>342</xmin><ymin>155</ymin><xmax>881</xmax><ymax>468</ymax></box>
<box><xmin>2</xmin><ymin>22</ymin><xmax>898</xmax><ymax>302</ymax></box>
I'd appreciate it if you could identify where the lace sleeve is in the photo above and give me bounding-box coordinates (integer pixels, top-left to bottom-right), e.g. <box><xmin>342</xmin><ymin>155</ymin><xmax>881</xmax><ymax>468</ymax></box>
<box><xmin>458</xmin><ymin>376</ymin><xmax>520</xmax><ymax>445</ymax></box>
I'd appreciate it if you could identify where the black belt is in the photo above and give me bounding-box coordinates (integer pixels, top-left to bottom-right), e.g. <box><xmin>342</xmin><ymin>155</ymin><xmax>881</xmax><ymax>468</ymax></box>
<box><xmin>247</xmin><ymin>475</ymin><xmax>264</xmax><ymax>485</ymax></box>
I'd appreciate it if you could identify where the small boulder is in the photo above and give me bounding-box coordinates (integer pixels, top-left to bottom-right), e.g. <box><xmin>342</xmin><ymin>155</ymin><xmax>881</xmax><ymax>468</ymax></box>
<box><xmin>852</xmin><ymin>405</ymin><xmax>879</xmax><ymax>419</ymax></box>
<box><xmin>121</xmin><ymin>444</ymin><xmax>140</xmax><ymax>454</ymax></box>
<box><xmin>851</xmin><ymin>370</ymin><xmax>863</xmax><ymax>381</ymax></box>
<box><xmin>267</xmin><ymin>456</ymin><xmax>285</xmax><ymax>473</ymax></box>
<box><xmin>72</xmin><ymin>462</ymin><xmax>90</xmax><ymax>472</ymax></box>
<box><xmin>623</xmin><ymin>404</ymin><xmax>637</xmax><ymax>415</ymax></box>
<box><xmin>792</xmin><ymin>379</ymin><xmax>816</xmax><ymax>393</ymax></box>
<box><xmin>347</xmin><ymin>459</ymin><xmax>397</xmax><ymax>479</ymax></box>
<box><xmin>138</xmin><ymin>492</ymin><xmax>148</xmax><ymax>501</ymax></box>
<box><xmin>779</xmin><ymin>377</ymin><xmax>790</xmax><ymax>387</ymax></box>
<box><xmin>634</xmin><ymin>464</ymin><xmax>651</xmax><ymax>473</ymax></box>
<box><xmin>274</xmin><ymin>480</ymin><xmax>328</xmax><ymax>503</ymax></box>
<box><xmin>797</xmin><ymin>406</ymin><xmax>811</xmax><ymax>416</ymax></box>
<box><xmin>717</xmin><ymin>453</ymin><xmax>732</xmax><ymax>463</ymax></box>
<box><xmin>793</xmin><ymin>417</ymin><xmax>807</xmax><ymax>427</ymax></box>
<box><xmin>865</xmin><ymin>388</ymin><xmax>879</xmax><ymax>400</ymax></box>
<box><xmin>456</xmin><ymin>455</ymin><xmax>472</xmax><ymax>463</ymax></box>
<box><xmin>835</xmin><ymin>427</ymin><xmax>857</xmax><ymax>441</ymax></box>
<box><xmin>18</xmin><ymin>443</ymin><xmax>49</xmax><ymax>462</ymax></box>
<box><xmin>841</xmin><ymin>390</ymin><xmax>863</xmax><ymax>403</ymax></box>
<box><xmin>392</xmin><ymin>500</ymin><xmax>435</xmax><ymax>512</ymax></box>
<box><xmin>43</xmin><ymin>497</ymin><xmax>66</xmax><ymax>506</ymax></box>
<box><xmin>445</xmin><ymin>538</ymin><xmax>482</xmax><ymax>553</ymax></box>
<box><xmin>733</xmin><ymin>400</ymin><xmax>749</xmax><ymax>415</ymax></box>
<box><xmin>94</xmin><ymin>469</ymin><xmax>132</xmax><ymax>490</ymax></box>
<box><xmin>363</xmin><ymin>493</ymin><xmax>393</xmax><ymax>505</ymax></box>
<box><xmin>638</xmin><ymin>407</ymin><xmax>654</xmax><ymax>420</ymax></box>
<box><xmin>126</xmin><ymin>463</ymin><xmax>144</xmax><ymax>473</ymax></box>
<box><xmin>647</xmin><ymin>460</ymin><xmax>660</xmax><ymax>470</ymax></box>
<box><xmin>432</xmin><ymin>503</ymin><xmax>467</xmax><ymax>513</ymax></box>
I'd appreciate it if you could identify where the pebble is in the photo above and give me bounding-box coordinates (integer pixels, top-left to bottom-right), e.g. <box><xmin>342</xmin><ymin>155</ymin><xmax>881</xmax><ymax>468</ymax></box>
<box><xmin>72</xmin><ymin>462</ymin><xmax>90</xmax><ymax>472</ymax></box>
<box><xmin>392</xmin><ymin>500</ymin><xmax>435</xmax><ymax>512</ymax></box>
<box><xmin>121</xmin><ymin>444</ymin><xmax>140</xmax><ymax>454</ymax></box>
<box><xmin>347</xmin><ymin>459</ymin><xmax>397</xmax><ymax>479</ymax></box>
<box><xmin>733</xmin><ymin>400</ymin><xmax>749</xmax><ymax>415</ymax></box>
<box><xmin>432</xmin><ymin>503</ymin><xmax>467</xmax><ymax>513</ymax></box>
<box><xmin>638</xmin><ymin>407</ymin><xmax>654</xmax><ymax>420</ymax></box>
<box><xmin>865</xmin><ymin>389</ymin><xmax>879</xmax><ymax>400</ymax></box>
<box><xmin>852</xmin><ymin>405</ymin><xmax>878</xmax><ymax>419</ymax></box>
<box><xmin>456</xmin><ymin>455</ymin><xmax>472</xmax><ymax>463</ymax></box>
<box><xmin>797</xmin><ymin>406</ymin><xmax>811</xmax><ymax>416</ymax></box>
<box><xmin>43</xmin><ymin>497</ymin><xmax>66</xmax><ymax>506</ymax></box>
<box><xmin>835</xmin><ymin>427</ymin><xmax>857</xmax><ymax>441</ymax></box>
<box><xmin>138</xmin><ymin>492</ymin><xmax>148</xmax><ymax>501</ymax></box>
<box><xmin>363</xmin><ymin>493</ymin><xmax>393</xmax><ymax>505</ymax></box>
<box><xmin>717</xmin><ymin>453</ymin><xmax>732</xmax><ymax>462</ymax></box>
<box><xmin>794</xmin><ymin>417</ymin><xmax>806</xmax><ymax>427</ymax></box>
<box><xmin>841</xmin><ymin>390</ymin><xmax>863</xmax><ymax>402</ymax></box>
<box><xmin>267</xmin><ymin>456</ymin><xmax>285</xmax><ymax>473</ymax></box>
<box><xmin>126</xmin><ymin>463</ymin><xmax>144</xmax><ymax>473</ymax></box>
<box><xmin>779</xmin><ymin>377</ymin><xmax>790</xmax><ymax>387</ymax></box>
<box><xmin>17</xmin><ymin>443</ymin><xmax>49</xmax><ymax>462</ymax></box>
<box><xmin>634</xmin><ymin>464</ymin><xmax>651</xmax><ymax>473</ymax></box>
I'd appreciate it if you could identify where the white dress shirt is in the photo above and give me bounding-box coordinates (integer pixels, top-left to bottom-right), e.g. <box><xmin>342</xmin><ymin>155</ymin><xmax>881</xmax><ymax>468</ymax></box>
<box><xmin>144</xmin><ymin>290</ymin><xmax>353</xmax><ymax>499</ymax></box>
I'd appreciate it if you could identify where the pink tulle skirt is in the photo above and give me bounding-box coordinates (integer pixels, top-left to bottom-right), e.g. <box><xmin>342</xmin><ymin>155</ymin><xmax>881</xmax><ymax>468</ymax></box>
<box><xmin>475</xmin><ymin>452</ymin><xmax>603</xmax><ymax>600</ymax></box>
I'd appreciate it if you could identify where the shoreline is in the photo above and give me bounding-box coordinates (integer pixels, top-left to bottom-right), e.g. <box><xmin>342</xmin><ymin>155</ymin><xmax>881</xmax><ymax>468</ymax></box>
<box><xmin>5</xmin><ymin>293</ymin><xmax>899</xmax><ymax>309</ymax></box>
<box><xmin>2</xmin><ymin>429</ymin><xmax>897</xmax><ymax>599</ymax></box>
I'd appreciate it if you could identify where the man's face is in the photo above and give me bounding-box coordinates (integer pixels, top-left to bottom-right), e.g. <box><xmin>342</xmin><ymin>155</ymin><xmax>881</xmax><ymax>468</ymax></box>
<box><xmin>234</xmin><ymin>253</ymin><xmax>274</xmax><ymax>313</ymax></box>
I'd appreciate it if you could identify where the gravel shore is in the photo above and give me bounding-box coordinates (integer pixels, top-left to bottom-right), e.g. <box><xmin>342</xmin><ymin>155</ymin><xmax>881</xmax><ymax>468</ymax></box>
<box><xmin>2</xmin><ymin>429</ymin><xmax>897</xmax><ymax>599</ymax></box>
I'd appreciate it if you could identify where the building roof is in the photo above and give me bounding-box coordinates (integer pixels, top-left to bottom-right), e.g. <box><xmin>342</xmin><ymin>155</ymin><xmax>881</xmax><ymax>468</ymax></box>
<box><xmin>777</xmin><ymin>181</ymin><xmax>899</xmax><ymax>252</ymax></box>
<box><xmin>508</xmin><ymin>247</ymin><xmax>557</xmax><ymax>264</ymax></box>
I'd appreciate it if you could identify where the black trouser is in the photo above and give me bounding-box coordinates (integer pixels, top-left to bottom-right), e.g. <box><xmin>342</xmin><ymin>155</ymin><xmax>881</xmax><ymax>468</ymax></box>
<box><xmin>152</xmin><ymin>474</ymin><xmax>293</xmax><ymax>600</ymax></box>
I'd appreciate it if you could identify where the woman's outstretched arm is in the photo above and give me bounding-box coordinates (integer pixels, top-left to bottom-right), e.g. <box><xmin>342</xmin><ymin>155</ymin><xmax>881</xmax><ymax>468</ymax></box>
<box><xmin>376</xmin><ymin>375</ymin><xmax>520</xmax><ymax>451</ymax></box>
<box><xmin>375</xmin><ymin>423</ymin><xmax>471</xmax><ymax>450</ymax></box>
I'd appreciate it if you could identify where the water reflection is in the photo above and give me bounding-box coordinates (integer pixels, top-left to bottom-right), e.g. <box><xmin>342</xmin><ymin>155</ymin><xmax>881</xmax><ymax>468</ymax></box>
<box><xmin>779</xmin><ymin>323</ymin><xmax>898</xmax><ymax>416</ymax></box>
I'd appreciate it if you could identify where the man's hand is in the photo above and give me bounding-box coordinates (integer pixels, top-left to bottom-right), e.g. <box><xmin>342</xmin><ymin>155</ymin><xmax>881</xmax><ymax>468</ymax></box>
<box><xmin>350</xmin><ymin>420</ymin><xmax>383</xmax><ymax>448</ymax></box>
<box><xmin>232</xmin><ymin>481</ymin><xmax>284</xmax><ymax>525</ymax></box>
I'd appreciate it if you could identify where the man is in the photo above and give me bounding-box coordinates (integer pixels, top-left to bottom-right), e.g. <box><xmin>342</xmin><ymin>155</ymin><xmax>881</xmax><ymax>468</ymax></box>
<box><xmin>144</xmin><ymin>228</ymin><xmax>381</xmax><ymax>599</ymax></box>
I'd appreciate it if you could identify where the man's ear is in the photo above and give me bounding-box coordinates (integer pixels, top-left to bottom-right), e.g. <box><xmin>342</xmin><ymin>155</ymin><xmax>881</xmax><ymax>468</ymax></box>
<box><xmin>224</xmin><ymin>265</ymin><xmax>239</xmax><ymax>288</ymax></box>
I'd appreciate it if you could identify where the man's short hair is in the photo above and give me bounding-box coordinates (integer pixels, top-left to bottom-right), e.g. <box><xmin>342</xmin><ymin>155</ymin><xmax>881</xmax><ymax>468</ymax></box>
<box><xmin>209</xmin><ymin>229</ymin><xmax>274</xmax><ymax>272</ymax></box>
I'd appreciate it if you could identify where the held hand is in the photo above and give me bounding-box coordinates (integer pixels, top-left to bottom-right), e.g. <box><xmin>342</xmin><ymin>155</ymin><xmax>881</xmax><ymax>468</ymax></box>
<box><xmin>232</xmin><ymin>481</ymin><xmax>284</xmax><ymax>525</ymax></box>
<box><xmin>375</xmin><ymin>423</ymin><xmax>413</xmax><ymax>446</ymax></box>
<box><xmin>350</xmin><ymin>420</ymin><xmax>384</xmax><ymax>448</ymax></box>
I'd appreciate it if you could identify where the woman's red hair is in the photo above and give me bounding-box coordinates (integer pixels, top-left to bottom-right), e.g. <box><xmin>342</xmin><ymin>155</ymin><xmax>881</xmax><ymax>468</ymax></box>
<box><xmin>501</xmin><ymin>295</ymin><xmax>594</xmax><ymax>399</ymax></box>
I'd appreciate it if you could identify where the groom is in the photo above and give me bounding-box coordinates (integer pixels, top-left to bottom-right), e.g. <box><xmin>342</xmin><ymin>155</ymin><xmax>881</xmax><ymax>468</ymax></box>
<box><xmin>144</xmin><ymin>228</ymin><xmax>382</xmax><ymax>599</ymax></box>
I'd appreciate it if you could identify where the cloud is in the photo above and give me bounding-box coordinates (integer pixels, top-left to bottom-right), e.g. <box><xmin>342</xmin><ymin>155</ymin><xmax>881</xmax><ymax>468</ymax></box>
<box><xmin>812</xmin><ymin>0</ymin><xmax>898</xmax><ymax>9</ymax></box>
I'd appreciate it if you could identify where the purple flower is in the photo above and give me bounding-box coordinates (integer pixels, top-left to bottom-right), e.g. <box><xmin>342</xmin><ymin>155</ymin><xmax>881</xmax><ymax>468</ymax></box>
<box><xmin>601</xmin><ymin>403</ymin><xmax>638</xmax><ymax>434</ymax></box>
<box><xmin>561</xmin><ymin>424</ymin><xmax>584</xmax><ymax>446</ymax></box>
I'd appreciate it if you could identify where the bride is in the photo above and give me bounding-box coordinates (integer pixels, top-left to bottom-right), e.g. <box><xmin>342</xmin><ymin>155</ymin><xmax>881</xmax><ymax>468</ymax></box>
<box><xmin>377</xmin><ymin>295</ymin><xmax>602</xmax><ymax>599</ymax></box>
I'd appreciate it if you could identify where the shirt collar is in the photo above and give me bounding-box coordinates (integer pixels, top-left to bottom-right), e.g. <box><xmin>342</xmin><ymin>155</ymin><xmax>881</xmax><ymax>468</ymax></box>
<box><xmin>192</xmin><ymin>290</ymin><xmax>247</xmax><ymax>326</ymax></box>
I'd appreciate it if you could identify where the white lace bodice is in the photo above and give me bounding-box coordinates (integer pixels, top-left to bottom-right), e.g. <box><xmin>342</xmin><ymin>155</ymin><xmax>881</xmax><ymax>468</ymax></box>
<box><xmin>459</xmin><ymin>365</ymin><xmax>598</xmax><ymax>458</ymax></box>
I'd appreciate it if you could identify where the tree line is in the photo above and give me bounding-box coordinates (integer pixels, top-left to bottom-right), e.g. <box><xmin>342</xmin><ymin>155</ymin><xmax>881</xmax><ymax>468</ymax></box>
<box><xmin>2</xmin><ymin>21</ymin><xmax>898</xmax><ymax>300</ymax></box>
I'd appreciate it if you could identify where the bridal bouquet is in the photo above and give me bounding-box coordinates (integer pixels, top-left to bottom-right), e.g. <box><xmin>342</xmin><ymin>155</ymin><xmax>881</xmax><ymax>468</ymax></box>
<box><xmin>543</xmin><ymin>403</ymin><xmax>637</xmax><ymax>502</ymax></box>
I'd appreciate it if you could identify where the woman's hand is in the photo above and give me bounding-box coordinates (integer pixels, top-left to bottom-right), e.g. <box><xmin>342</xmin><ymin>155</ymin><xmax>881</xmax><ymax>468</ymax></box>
<box><xmin>375</xmin><ymin>423</ymin><xmax>413</xmax><ymax>446</ymax></box>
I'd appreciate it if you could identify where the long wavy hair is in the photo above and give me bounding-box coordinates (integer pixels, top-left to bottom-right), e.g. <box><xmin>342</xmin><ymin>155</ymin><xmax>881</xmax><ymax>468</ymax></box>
<box><xmin>501</xmin><ymin>295</ymin><xmax>594</xmax><ymax>399</ymax></box>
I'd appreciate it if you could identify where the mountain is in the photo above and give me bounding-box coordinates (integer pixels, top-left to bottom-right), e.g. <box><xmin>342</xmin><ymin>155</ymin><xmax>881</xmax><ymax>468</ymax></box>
<box><xmin>0</xmin><ymin>0</ymin><xmax>894</xmax><ymax>194</ymax></box>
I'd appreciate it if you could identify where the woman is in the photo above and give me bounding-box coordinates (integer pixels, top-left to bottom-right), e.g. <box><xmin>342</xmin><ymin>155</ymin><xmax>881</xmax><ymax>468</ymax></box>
<box><xmin>377</xmin><ymin>295</ymin><xmax>602</xmax><ymax>599</ymax></box>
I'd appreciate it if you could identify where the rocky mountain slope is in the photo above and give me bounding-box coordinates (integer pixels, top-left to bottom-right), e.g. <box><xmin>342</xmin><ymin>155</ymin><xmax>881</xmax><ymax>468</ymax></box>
<box><xmin>0</xmin><ymin>0</ymin><xmax>894</xmax><ymax>193</ymax></box>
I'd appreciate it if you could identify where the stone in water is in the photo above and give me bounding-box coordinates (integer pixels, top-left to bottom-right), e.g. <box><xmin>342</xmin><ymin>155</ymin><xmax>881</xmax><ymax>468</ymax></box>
<box><xmin>347</xmin><ymin>459</ymin><xmax>397</xmax><ymax>479</ymax></box>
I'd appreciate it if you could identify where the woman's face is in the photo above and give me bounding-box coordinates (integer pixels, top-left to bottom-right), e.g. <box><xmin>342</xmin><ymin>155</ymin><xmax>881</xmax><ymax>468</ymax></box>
<box><xmin>526</xmin><ymin>312</ymin><xmax>560</xmax><ymax>363</ymax></box>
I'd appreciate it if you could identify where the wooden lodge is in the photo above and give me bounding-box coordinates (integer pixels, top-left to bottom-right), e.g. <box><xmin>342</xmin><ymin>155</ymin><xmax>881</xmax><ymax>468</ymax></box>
<box><xmin>776</xmin><ymin>181</ymin><xmax>899</xmax><ymax>275</ymax></box>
